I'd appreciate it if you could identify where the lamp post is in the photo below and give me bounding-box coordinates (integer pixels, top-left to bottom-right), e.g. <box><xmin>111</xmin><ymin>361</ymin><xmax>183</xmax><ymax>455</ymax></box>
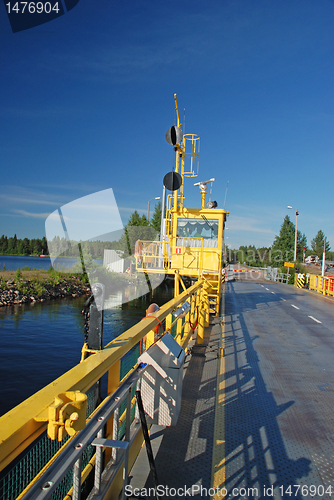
<box><xmin>322</xmin><ymin>237</ymin><xmax>327</xmax><ymax>277</ymax></box>
<box><xmin>287</xmin><ymin>206</ymin><xmax>299</xmax><ymax>261</ymax></box>
<box><xmin>147</xmin><ymin>197</ymin><xmax>160</xmax><ymax>223</ymax></box>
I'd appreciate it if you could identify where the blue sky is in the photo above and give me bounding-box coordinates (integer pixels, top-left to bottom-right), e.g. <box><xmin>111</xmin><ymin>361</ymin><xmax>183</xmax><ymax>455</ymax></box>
<box><xmin>1</xmin><ymin>0</ymin><xmax>333</xmax><ymax>250</ymax></box>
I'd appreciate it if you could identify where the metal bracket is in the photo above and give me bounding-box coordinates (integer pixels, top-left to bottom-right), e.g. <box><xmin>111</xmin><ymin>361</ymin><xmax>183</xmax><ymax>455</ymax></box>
<box><xmin>91</xmin><ymin>438</ymin><xmax>129</xmax><ymax>500</ymax></box>
<box><xmin>47</xmin><ymin>391</ymin><xmax>87</xmax><ymax>441</ymax></box>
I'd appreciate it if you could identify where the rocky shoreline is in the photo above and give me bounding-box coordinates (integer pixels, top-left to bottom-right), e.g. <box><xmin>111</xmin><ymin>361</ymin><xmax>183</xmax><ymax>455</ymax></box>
<box><xmin>0</xmin><ymin>278</ymin><xmax>91</xmax><ymax>307</ymax></box>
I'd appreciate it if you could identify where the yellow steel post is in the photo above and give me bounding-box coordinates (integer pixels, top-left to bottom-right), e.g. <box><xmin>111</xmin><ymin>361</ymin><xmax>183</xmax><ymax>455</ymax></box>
<box><xmin>174</xmin><ymin>271</ymin><xmax>180</xmax><ymax>298</ymax></box>
<box><xmin>196</xmin><ymin>286</ymin><xmax>200</xmax><ymax>329</ymax></box>
<box><xmin>173</xmin><ymin>94</ymin><xmax>183</xmax><ymax>212</ymax></box>
<box><xmin>165</xmin><ymin>310</ymin><xmax>172</xmax><ymax>333</ymax></box>
<box><xmin>174</xmin><ymin>273</ymin><xmax>183</xmax><ymax>340</ymax></box>
<box><xmin>217</xmin><ymin>276</ymin><xmax>222</xmax><ymax>316</ymax></box>
<box><xmin>146</xmin><ymin>327</ymin><xmax>155</xmax><ymax>349</ymax></box>
<box><xmin>201</xmin><ymin>190</ymin><xmax>206</xmax><ymax>209</ymax></box>
<box><xmin>197</xmin><ymin>287</ymin><xmax>208</xmax><ymax>344</ymax></box>
<box><xmin>189</xmin><ymin>292</ymin><xmax>195</xmax><ymax>338</ymax></box>
<box><xmin>174</xmin><ymin>93</ymin><xmax>180</xmax><ymax>127</ymax></box>
<box><xmin>183</xmin><ymin>302</ymin><xmax>190</xmax><ymax>340</ymax></box>
<box><xmin>204</xmin><ymin>287</ymin><xmax>210</xmax><ymax>327</ymax></box>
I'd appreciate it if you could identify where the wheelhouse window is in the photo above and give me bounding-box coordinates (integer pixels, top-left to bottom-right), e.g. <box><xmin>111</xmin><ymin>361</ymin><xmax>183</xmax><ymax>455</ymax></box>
<box><xmin>176</xmin><ymin>218</ymin><xmax>219</xmax><ymax>247</ymax></box>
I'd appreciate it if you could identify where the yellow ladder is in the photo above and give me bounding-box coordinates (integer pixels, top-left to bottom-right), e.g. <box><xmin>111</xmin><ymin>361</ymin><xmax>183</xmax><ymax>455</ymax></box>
<box><xmin>203</xmin><ymin>272</ymin><xmax>221</xmax><ymax>316</ymax></box>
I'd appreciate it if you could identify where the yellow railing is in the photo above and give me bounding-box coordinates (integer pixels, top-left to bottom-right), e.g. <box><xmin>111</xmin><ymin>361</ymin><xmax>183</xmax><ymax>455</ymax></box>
<box><xmin>135</xmin><ymin>240</ymin><xmax>163</xmax><ymax>270</ymax></box>
<box><xmin>305</xmin><ymin>273</ymin><xmax>334</xmax><ymax>297</ymax></box>
<box><xmin>136</xmin><ymin>237</ymin><xmax>222</xmax><ymax>278</ymax></box>
<box><xmin>0</xmin><ymin>278</ymin><xmax>207</xmax><ymax>500</ymax></box>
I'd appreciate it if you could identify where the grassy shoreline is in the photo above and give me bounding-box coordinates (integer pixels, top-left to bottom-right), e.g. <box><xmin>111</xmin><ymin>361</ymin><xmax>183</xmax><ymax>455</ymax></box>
<box><xmin>0</xmin><ymin>267</ymin><xmax>159</xmax><ymax>307</ymax></box>
<box><xmin>0</xmin><ymin>268</ymin><xmax>91</xmax><ymax>307</ymax></box>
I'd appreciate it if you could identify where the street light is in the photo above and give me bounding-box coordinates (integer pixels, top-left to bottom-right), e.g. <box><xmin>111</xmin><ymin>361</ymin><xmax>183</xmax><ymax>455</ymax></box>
<box><xmin>147</xmin><ymin>197</ymin><xmax>160</xmax><ymax>222</ymax></box>
<box><xmin>287</xmin><ymin>206</ymin><xmax>299</xmax><ymax>261</ymax></box>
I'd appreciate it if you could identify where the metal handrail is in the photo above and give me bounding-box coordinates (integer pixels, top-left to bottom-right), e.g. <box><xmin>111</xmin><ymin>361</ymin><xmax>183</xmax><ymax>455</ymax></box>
<box><xmin>19</xmin><ymin>364</ymin><xmax>147</xmax><ymax>500</ymax></box>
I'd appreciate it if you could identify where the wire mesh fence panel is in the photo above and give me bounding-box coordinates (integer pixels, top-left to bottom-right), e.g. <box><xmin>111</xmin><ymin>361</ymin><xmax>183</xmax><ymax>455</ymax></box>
<box><xmin>0</xmin><ymin>388</ymin><xmax>96</xmax><ymax>500</ymax></box>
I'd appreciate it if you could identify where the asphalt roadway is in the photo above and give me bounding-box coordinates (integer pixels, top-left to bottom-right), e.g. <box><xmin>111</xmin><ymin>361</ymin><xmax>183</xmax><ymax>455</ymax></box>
<box><xmin>223</xmin><ymin>268</ymin><xmax>334</xmax><ymax>499</ymax></box>
<box><xmin>128</xmin><ymin>268</ymin><xmax>334</xmax><ymax>500</ymax></box>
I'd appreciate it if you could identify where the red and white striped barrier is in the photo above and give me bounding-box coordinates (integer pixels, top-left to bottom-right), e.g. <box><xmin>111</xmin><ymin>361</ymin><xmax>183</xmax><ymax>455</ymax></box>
<box><xmin>232</xmin><ymin>270</ymin><xmax>262</xmax><ymax>273</ymax></box>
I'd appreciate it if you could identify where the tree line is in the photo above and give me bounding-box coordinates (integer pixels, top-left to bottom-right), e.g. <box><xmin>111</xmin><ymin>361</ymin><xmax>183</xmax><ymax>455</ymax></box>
<box><xmin>6</xmin><ymin>207</ymin><xmax>327</xmax><ymax>272</ymax></box>
<box><xmin>0</xmin><ymin>202</ymin><xmax>162</xmax><ymax>259</ymax></box>
<box><xmin>0</xmin><ymin>234</ymin><xmax>48</xmax><ymax>256</ymax></box>
<box><xmin>228</xmin><ymin>216</ymin><xmax>333</xmax><ymax>268</ymax></box>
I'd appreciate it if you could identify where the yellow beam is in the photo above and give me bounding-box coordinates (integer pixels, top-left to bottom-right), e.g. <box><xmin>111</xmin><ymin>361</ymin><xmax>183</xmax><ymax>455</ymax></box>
<box><xmin>174</xmin><ymin>93</ymin><xmax>180</xmax><ymax>128</ymax></box>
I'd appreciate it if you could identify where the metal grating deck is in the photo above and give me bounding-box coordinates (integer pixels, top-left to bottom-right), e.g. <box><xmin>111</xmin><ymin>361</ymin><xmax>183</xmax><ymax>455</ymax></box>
<box><xmin>222</xmin><ymin>280</ymin><xmax>334</xmax><ymax>500</ymax></box>
<box><xmin>128</xmin><ymin>321</ymin><xmax>221</xmax><ymax>498</ymax></box>
<box><xmin>129</xmin><ymin>279</ymin><xmax>334</xmax><ymax>500</ymax></box>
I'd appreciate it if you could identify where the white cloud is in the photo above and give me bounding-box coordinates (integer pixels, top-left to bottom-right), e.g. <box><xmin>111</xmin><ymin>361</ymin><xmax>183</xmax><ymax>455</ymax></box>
<box><xmin>12</xmin><ymin>209</ymin><xmax>51</xmax><ymax>219</ymax></box>
<box><xmin>228</xmin><ymin>215</ymin><xmax>276</xmax><ymax>235</ymax></box>
<box><xmin>0</xmin><ymin>194</ymin><xmax>60</xmax><ymax>206</ymax></box>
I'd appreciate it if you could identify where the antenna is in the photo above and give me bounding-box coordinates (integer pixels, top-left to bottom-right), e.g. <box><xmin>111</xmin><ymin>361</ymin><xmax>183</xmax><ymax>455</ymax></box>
<box><xmin>194</xmin><ymin>178</ymin><xmax>215</xmax><ymax>191</ymax></box>
<box><xmin>223</xmin><ymin>180</ymin><xmax>229</xmax><ymax>209</ymax></box>
<box><xmin>194</xmin><ymin>178</ymin><xmax>215</xmax><ymax>209</ymax></box>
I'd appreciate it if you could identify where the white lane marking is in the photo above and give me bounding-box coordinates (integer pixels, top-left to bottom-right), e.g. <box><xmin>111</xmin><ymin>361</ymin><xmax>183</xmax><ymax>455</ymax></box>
<box><xmin>271</xmin><ymin>292</ymin><xmax>275</xmax><ymax>294</ymax></box>
<box><xmin>308</xmin><ymin>315</ymin><xmax>322</xmax><ymax>324</ymax></box>
<box><xmin>261</xmin><ymin>285</ymin><xmax>264</xmax><ymax>287</ymax></box>
<box><xmin>280</xmin><ymin>298</ymin><xmax>286</xmax><ymax>301</ymax></box>
<box><xmin>265</xmin><ymin>288</ymin><xmax>269</xmax><ymax>291</ymax></box>
<box><xmin>291</xmin><ymin>304</ymin><xmax>300</xmax><ymax>310</ymax></box>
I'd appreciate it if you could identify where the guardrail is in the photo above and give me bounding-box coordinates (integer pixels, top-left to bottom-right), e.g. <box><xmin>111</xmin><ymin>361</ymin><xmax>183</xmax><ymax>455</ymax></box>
<box><xmin>296</xmin><ymin>273</ymin><xmax>334</xmax><ymax>297</ymax></box>
<box><xmin>0</xmin><ymin>277</ymin><xmax>207</xmax><ymax>500</ymax></box>
<box><xmin>272</xmin><ymin>272</ymin><xmax>290</xmax><ymax>283</ymax></box>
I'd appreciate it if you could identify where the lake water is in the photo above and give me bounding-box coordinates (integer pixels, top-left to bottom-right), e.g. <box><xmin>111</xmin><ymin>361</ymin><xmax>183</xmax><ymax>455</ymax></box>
<box><xmin>0</xmin><ymin>254</ymin><xmax>72</xmax><ymax>271</ymax></box>
<box><xmin>0</xmin><ymin>254</ymin><xmax>103</xmax><ymax>271</ymax></box>
<box><xmin>0</xmin><ymin>256</ymin><xmax>173</xmax><ymax>416</ymax></box>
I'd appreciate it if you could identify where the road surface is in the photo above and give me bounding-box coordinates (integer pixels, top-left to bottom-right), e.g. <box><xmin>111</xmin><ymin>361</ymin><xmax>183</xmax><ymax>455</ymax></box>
<box><xmin>223</xmin><ymin>267</ymin><xmax>334</xmax><ymax>499</ymax></box>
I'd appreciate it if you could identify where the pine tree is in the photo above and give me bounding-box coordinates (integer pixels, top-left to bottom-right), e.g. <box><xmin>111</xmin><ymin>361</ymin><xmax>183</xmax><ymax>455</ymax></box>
<box><xmin>22</xmin><ymin>238</ymin><xmax>31</xmax><ymax>255</ymax></box>
<box><xmin>118</xmin><ymin>210</ymin><xmax>156</xmax><ymax>256</ymax></box>
<box><xmin>0</xmin><ymin>235</ymin><xmax>8</xmax><ymax>253</ymax></box>
<box><xmin>271</xmin><ymin>216</ymin><xmax>306</xmax><ymax>265</ymax></box>
<box><xmin>311</xmin><ymin>230</ymin><xmax>330</xmax><ymax>257</ymax></box>
<box><xmin>127</xmin><ymin>210</ymin><xmax>148</xmax><ymax>227</ymax></box>
<box><xmin>150</xmin><ymin>201</ymin><xmax>162</xmax><ymax>234</ymax></box>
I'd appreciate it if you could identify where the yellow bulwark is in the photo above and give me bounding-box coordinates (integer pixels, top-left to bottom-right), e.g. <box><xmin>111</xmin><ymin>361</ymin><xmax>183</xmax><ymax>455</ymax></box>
<box><xmin>135</xmin><ymin>94</ymin><xmax>228</xmax><ymax>317</ymax></box>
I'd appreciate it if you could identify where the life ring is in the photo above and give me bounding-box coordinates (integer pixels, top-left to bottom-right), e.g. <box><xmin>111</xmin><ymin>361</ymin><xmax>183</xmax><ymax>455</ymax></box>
<box><xmin>140</xmin><ymin>303</ymin><xmax>163</xmax><ymax>353</ymax></box>
<box><xmin>146</xmin><ymin>303</ymin><xmax>160</xmax><ymax>316</ymax></box>
<box><xmin>145</xmin><ymin>303</ymin><xmax>161</xmax><ymax>337</ymax></box>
